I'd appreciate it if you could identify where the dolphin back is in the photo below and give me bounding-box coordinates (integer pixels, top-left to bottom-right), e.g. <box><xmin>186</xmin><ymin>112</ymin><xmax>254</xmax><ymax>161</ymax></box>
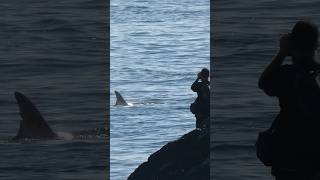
<box><xmin>115</xmin><ymin>91</ymin><xmax>128</xmax><ymax>106</ymax></box>
<box><xmin>13</xmin><ymin>92</ymin><xmax>58</xmax><ymax>140</ymax></box>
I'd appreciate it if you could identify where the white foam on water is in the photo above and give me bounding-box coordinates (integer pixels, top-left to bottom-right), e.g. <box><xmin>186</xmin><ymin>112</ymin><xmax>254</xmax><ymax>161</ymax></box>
<box><xmin>56</xmin><ymin>132</ymin><xmax>74</xmax><ymax>140</ymax></box>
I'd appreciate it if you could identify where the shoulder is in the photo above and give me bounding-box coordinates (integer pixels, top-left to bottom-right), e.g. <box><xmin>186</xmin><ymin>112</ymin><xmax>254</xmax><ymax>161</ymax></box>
<box><xmin>280</xmin><ymin>64</ymin><xmax>294</xmax><ymax>73</ymax></box>
<box><xmin>200</xmin><ymin>81</ymin><xmax>209</xmax><ymax>88</ymax></box>
<box><xmin>278</xmin><ymin>64</ymin><xmax>295</xmax><ymax>80</ymax></box>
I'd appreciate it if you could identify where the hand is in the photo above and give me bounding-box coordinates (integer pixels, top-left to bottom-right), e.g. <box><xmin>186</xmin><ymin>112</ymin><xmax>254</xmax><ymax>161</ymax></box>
<box><xmin>197</xmin><ymin>72</ymin><xmax>202</xmax><ymax>79</ymax></box>
<box><xmin>279</xmin><ymin>34</ymin><xmax>292</xmax><ymax>56</ymax></box>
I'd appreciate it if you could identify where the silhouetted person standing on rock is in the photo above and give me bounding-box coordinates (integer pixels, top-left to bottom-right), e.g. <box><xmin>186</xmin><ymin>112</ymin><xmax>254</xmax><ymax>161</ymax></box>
<box><xmin>191</xmin><ymin>68</ymin><xmax>210</xmax><ymax>129</ymax></box>
<box><xmin>259</xmin><ymin>21</ymin><xmax>320</xmax><ymax>180</ymax></box>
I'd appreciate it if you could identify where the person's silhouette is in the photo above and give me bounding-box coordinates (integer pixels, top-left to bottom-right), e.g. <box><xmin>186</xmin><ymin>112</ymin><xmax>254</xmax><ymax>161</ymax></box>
<box><xmin>191</xmin><ymin>68</ymin><xmax>210</xmax><ymax>129</ymax></box>
<box><xmin>259</xmin><ymin>21</ymin><xmax>320</xmax><ymax>180</ymax></box>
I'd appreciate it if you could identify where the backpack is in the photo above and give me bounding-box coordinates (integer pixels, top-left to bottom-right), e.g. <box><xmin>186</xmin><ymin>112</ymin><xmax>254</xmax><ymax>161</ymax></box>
<box><xmin>190</xmin><ymin>102</ymin><xmax>199</xmax><ymax>114</ymax></box>
<box><xmin>255</xmin><ymin>128</ymin><xmax>275</xmax><ymax>166</ymax></box>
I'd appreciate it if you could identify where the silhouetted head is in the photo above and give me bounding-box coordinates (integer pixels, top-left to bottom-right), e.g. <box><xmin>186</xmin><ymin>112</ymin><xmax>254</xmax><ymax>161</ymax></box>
<box><xmin>290</xmin><ymin>21</ymin><xmax>319</xmax><ymax>68</ymax></box>
<box><xmin>200</xmin><ymin>68</ymin><xmax>209</xmax><ymax>81</ymax></box>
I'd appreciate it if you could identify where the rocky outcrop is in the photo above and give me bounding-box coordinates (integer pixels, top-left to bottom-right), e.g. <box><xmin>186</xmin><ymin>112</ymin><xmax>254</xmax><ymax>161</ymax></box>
<box><xmin>127</xmin><ymin>127</ymin><xmax>209</xmax><ymax>180</ymax></box>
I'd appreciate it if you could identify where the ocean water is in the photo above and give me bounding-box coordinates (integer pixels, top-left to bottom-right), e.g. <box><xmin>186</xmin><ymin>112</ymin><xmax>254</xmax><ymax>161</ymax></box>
<box><xmin>212</xmin><ymin>1</ymin><xmax>320</xmax><ymax>180</ymax></box>
<box><xmin>0</xmin><ymin>0</ymin><xmax>108</xmax><ymax>179</ymax></box>
<box><xmin>110</xmin><ymin>0</ymin><xmax>209</xmax><ymax>179</ymax></box>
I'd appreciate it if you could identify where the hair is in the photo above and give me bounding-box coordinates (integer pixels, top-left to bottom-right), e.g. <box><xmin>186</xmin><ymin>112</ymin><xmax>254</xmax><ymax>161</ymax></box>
<box><xmin>201</xmin><ymin>68</ymin><xmax>209</xmax><ymax>79</ymax></box>
<box><xmin>291</xmin><ymin>21</ymin><xmax>319</xmax><ymax>52</ymax></box>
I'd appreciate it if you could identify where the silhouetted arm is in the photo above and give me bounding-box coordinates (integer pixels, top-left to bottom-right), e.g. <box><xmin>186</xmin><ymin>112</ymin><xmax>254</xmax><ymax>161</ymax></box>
<box><xmin>258</xmin><ymin>52</ymin><xmax>286</xmax><ymax>94</ymax></box>
<box><xmin>259</xmin><ymin>35</ymin><xmax>290</xmax><ymax>96</ymax></box>
<box><xmin>191</xmin><ymin>78</ymin><xmax>201</xmax><ymax>92</ymax></box>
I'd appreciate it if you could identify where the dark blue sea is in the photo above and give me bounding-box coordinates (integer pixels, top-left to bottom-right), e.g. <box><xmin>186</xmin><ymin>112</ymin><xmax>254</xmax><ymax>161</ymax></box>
<box><xmin>212</xmin><ymin>1</ymin><xmax>320</xmax><ymax>180</ymax></box>
<box><xmin>110</xmin><ymin>0</ymin><xmax>209</xmax><ymax>179</ymax></box>
<box><xmin>0</xmin><ymin>0</ymin><xmax>108</xmax><ymax>179</ymax></box>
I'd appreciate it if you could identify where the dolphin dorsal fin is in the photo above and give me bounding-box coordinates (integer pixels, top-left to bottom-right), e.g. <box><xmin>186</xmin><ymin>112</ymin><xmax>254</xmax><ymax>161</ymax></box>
<box><xmin>115</xmin><ymin>91</ymin><xmax>128</xmax><ymax>106</ymax></box>
<box><xmin>13</xmin><ymin>92</ymin><xmax>57</xmax><ymax>140</ymax></box>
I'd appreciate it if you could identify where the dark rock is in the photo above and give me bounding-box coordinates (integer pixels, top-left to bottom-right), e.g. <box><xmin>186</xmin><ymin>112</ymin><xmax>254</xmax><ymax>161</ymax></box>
<box><xmin>127</xmin><ymin>128</ymin><xmax>209</xmax><ymax>180</ymax></box>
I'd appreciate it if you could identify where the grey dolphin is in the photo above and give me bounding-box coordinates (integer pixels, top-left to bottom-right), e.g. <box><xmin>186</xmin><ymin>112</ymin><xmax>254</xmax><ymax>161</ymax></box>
<box><xmin>13</xmin><ymin>92</ymin><xmax>58</xmax><ymax>140</ymax></box>
<box><xmin>115</xmin><ymin>91</ymin><xmax>128</xmax><ymax>106</ymax></box>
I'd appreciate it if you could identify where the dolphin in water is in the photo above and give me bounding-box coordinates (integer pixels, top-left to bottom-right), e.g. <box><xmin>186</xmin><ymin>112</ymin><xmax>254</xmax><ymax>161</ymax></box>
<box><xmin>12</xmin><ymin>92</ymin><xmax>107</xmax><ymax>141</ymax></box>
<box><xmin>115</xmin><ymin>91</ymin><xmax>128</xmax><ymax>106</ymax></box>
